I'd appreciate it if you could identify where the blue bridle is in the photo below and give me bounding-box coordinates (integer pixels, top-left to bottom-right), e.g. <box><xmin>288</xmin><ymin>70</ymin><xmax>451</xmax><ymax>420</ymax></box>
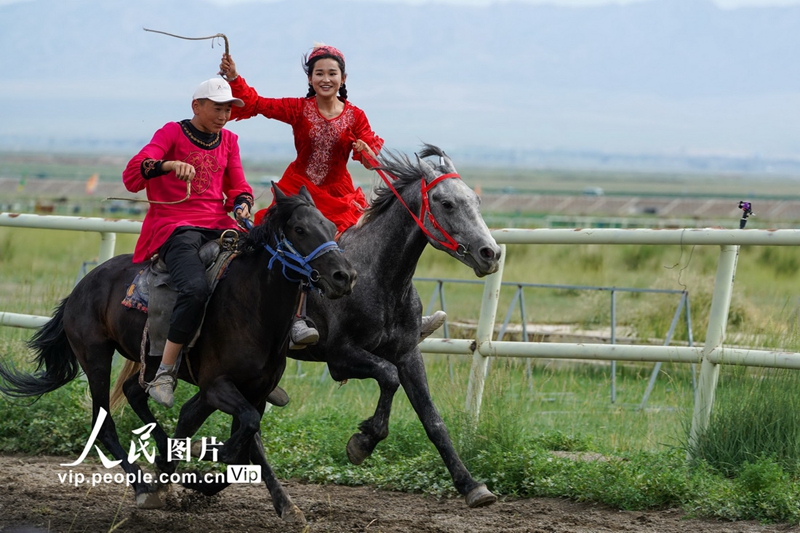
<box><xmin>264</xmin><ymin>233</ymin><xmax>342</xmax><ymax>287</ymax></box>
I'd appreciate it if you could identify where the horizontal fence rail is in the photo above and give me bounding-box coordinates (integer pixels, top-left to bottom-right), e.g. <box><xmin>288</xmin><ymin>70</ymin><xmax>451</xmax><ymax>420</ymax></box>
<box><xmin>492</xmin><ymin>227</ymin><xmax>800</xmax><ymax>246</ymax></box>
<box><xmin>4</xmin><ymin>214</ymin><xmax>800</xmax><ymax>457</ymax></box>
<box><xmin>0</xmin><ymin>213</ymin><xmax>142</xmax><ymax>328</ymax></box>
<box><xmin>415</xmin><ymin>276</ymin><xmax>693</xmax><ymax>406</ymax></box>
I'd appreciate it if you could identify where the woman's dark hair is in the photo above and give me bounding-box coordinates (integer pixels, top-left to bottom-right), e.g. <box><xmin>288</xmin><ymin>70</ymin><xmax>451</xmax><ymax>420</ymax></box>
<box><xmin>303</xmin><ymin>53</ymin><xmax>348</xmax><ymax>100</ymax></box>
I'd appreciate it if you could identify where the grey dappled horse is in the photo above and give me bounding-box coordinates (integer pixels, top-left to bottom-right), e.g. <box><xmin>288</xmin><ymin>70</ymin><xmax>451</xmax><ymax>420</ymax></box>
<box><xmin>294</xmin><ymin>144</ymin><xmax>502</xmax><ymax>507</ymax></box>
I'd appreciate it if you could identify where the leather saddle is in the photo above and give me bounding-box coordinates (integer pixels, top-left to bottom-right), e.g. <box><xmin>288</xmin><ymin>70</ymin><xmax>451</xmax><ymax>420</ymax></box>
<box><xmin>123</xmin><ymin>232</ymin><xmax>239</xmax><ymax>356</ymax></box>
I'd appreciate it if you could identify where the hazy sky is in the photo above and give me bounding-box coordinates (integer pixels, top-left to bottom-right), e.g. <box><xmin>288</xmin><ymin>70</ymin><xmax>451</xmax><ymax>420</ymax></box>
<box><xmin>4</xmin><ymin>0</ymin><xmax>800</xmax><ymax>161</ymax></box>
<box><xmin>211</xmin><ymin>0</ymin><xmax>800</xmax><ymax>7</ymax></box>
<box><xmin>199</xmin><ymin>0</ymin><xmax>800</xmax><ymax>6</ymax></box>
<box><xmin>2</xmin><ymin>0</ymin><xmax>800</xmax><ymax>7</ymax></box>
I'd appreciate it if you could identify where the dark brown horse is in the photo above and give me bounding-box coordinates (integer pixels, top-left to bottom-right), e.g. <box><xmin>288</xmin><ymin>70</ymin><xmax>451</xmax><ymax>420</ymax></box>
<box><xmin>0</xmin><ymin>185</ymin><xmax>356</xmax><ymax>524</ymax></box>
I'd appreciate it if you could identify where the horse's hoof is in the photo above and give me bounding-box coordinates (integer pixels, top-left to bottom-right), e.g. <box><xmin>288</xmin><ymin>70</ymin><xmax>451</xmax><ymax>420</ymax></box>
<box><xmin>191</xmin><ymin>439</ymin><xmax>223</xmax><ymax>461</ymax></box>
<box><xmin>280</xmin><ymin>504</ymin><xmax>306</xmax><ymax>524</ymax></box>
<box><xmin>465</xmin><ymin>484</ymin><xmax>497</xmax><ymax>508</ymax></box>
<box><xmin>346</xmin><ymin>433</ymin><xmax>370</xmax><ymax>465</ymax></box>
<box><xmin>136</xmin><ymin>491</ymin><xmax>165</xmax><ymax>509</ymax></box>
<box><xmin>191</xmin><ymin>439</ymin><xmax>203</xmax><ymax>458</ymax></box>
<box><xmin>267</xmin><ymin>385</ymin><xmax>290</xmax><ymax>407</ymax></box>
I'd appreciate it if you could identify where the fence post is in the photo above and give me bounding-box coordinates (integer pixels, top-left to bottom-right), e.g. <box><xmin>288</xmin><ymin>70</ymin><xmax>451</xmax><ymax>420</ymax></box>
<box><xmin>610</xmin><ymin>289</ymin><xmax>617</xmax><ymax>404</ymax></box>
<box><xmin>465</xmin><ymin>244</ymin><xmax>506</xmax><ymax>422</ymax></box>
<box><xmin>688</xmin><ymin>244</ymin><xmax>739</xmax><ymax>455</ymax></box>
<box><xmin>98</xmin><ymin>232</ymin><xmax>117</xmax><ymax>264</ymax></box>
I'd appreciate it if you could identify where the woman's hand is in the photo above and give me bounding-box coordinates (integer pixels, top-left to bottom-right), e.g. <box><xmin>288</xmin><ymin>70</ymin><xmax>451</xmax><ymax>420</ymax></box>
<box><xmin>163</xmin><ymin>161</ymin><xmax>195</xmax><ymax>183</ymax></box>
<box><xmin>219</xmin><ymin>54</ymin><xmax>239</xmax><ymax>81</ymax></box>
<box><xmin>353</xmin><ymin>139</ymin><xmax>376</xmax><ymax>170</ymax></box>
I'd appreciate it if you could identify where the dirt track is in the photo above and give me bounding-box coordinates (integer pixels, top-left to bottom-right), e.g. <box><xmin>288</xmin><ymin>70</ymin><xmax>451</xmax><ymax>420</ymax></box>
<box><xmin>0</xmin><ymin>455</ymin><xmax>797</xmax><ymax>533</ymax></box>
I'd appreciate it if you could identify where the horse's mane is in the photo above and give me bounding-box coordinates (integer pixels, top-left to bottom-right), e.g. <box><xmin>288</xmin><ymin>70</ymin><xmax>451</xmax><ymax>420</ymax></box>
<box><xmin>360</xmin><ymin>144</ymin><xmax>453</xmax><ymax>225</ymax></box>
<box><xmin>244</xmin><ymin>192</ymin><xmax>312</xmax><ymax>252</ymax></box>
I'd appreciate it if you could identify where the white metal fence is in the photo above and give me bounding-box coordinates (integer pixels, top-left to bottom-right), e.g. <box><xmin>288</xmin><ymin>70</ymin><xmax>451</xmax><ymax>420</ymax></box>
<box><xmin>0</xmin><ymin>213</ymin><xmax>142</xmax><ymax>328</ymax></box>
<box><xmin>3</xmin><ymin>214</ymin><xmax>800</xmax><ymax>452</ymax></box>
<box><xmin>419</xmin><ymin>228</ymin><xmax>800</xmax><ymax>452</ymax></box>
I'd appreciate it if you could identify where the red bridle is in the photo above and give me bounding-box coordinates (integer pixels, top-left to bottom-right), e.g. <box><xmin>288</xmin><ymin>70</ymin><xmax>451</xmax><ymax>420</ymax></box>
<box><xmin>363</xmin><ymin>153</ymin><xmax>465</xmax><ymax>254</ymax></box>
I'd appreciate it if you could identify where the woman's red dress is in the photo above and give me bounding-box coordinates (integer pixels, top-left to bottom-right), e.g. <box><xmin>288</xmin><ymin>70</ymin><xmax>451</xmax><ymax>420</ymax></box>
<box><xmin>229</xmin><ymin>76</ymin><xmax>384</xmax><ymax>232</ymax></box>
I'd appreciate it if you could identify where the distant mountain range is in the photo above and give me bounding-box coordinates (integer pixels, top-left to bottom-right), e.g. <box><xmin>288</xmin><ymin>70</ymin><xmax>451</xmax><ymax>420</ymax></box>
<box><xmin>2</xmin><ymin>0</ymin><xmax>800</xmax><ymax>174</ymax></box>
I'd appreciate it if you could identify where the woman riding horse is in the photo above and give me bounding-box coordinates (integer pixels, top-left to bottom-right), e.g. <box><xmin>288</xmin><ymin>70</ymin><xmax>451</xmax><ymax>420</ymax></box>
<box><xmin>218</xmin><ymin>44</ymin><xmax>446</xmax><ymax>349</ymax></box>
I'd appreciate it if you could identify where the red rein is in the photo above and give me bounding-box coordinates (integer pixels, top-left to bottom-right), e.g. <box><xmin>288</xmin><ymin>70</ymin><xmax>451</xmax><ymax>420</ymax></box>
<box><xmin>363</xmin><ymin>153</ymin><xmax>463</xmax><ymax>253</ymax></box>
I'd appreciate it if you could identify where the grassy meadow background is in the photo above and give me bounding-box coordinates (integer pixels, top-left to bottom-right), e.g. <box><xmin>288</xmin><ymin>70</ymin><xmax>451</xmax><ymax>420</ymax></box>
<box><xmin>3</xmin><ymin>157</ymin><xmax>800</xmax><ymax>522</ymax></box>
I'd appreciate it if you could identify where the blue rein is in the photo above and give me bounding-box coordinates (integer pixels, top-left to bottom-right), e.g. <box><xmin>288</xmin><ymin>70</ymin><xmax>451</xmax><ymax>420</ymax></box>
<box><xmin>264</xmin><ymin>234</ymin><xmax>341</xmax><ymax>287</ymax></box>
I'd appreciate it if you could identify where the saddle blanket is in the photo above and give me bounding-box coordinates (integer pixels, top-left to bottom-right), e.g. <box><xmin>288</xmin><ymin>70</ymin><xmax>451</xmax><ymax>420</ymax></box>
<box><xmin>121</xmin><ymin>242</ymin><xmax>237</xmax><ymax>314</ymax></box>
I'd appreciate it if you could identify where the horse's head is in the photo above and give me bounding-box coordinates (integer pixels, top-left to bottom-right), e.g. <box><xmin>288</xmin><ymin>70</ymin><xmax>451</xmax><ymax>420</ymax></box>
<box><xmin>373</xmin><ymin>145</ymin><xmax>501</xmax><ymax>277</ymax></box>
<box><xmin>253</xmin><ymin>184</ymin><xmax>357</xmax><ymax>298</ymax></box>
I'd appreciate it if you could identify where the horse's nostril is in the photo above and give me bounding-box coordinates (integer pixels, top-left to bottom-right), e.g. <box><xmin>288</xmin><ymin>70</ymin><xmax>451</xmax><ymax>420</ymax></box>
<box><xmin>333</xmin><ymin>270</ymin><xmax>356</xmax><ymax>286</ymax></box>
<box><xmin>479</xmin><ymin>246</ymin><xmax>496</xmax><ymax>260</ymax></box>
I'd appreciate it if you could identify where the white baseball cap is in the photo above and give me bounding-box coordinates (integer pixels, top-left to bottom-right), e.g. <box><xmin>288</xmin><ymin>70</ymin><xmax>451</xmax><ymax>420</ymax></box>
<box><xmin>192</xmin><ymin>78</ymin><xmax>244</xmax><ymax>107</ymax></box>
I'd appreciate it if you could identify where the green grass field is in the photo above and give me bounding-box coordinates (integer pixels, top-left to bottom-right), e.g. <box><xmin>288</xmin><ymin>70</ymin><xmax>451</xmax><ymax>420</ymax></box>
<box><xmin>3</xmin><ymin>186</ymin><xmax>800</xmax><ymax>521</ymax></box>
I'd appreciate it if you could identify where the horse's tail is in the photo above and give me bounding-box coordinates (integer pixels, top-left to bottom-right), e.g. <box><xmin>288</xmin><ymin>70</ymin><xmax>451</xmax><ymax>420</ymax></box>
<box><xmin>0</xmin><ymin>298</ymin><xmax>80</xmax><ymax>398</ymax></box>
<box><xmin>109</xmin><ymin>359</ymin><xmax>140</xmax><ymax>412</ymax></box>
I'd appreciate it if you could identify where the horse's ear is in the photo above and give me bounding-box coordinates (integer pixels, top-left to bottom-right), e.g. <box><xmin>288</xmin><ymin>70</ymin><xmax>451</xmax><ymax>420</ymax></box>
<box><xmin>416</xmin><ymin>153</ymin><xmax>438</xmax><ymax>182</ymax></box>
<box><xmin>440</xmin><ymin>151</ymin><xmax>458</xmax><ymax>174</ymax></box>
<box><xmin>272</xmin><ymin>181</ymin><xmax>287</xmax><ymax>203</ymax></box>
<box><xmin>298</xmin><ymin>186</ymin><xmax>316</xmax><ymax>206</ymax></box>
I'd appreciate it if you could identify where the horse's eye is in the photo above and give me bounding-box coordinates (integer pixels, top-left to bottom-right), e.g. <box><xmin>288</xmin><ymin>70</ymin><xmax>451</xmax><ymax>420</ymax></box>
<box><xmin>295</xmin><ymin>227</ymin><xmax>305</xmax><ymax>235</ymax></box>
<box><xmin>441</xmin><ymin>200</ymin><xmax>454</xmax><ymax>210</ymax></box>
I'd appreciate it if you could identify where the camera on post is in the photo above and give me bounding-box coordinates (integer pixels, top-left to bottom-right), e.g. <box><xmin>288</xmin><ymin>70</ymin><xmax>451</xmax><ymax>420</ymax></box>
<box><xmin>738</xmin><ymin>201</ymin><xmax>754</xmax><ymax>229</ymax></box>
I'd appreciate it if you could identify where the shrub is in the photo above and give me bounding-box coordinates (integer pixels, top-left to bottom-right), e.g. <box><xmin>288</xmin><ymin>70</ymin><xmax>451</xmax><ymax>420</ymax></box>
<box><xmin>687</xmin><ymin>367</ymin><xmax>800</xmax><ymax>477</ymax></box>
